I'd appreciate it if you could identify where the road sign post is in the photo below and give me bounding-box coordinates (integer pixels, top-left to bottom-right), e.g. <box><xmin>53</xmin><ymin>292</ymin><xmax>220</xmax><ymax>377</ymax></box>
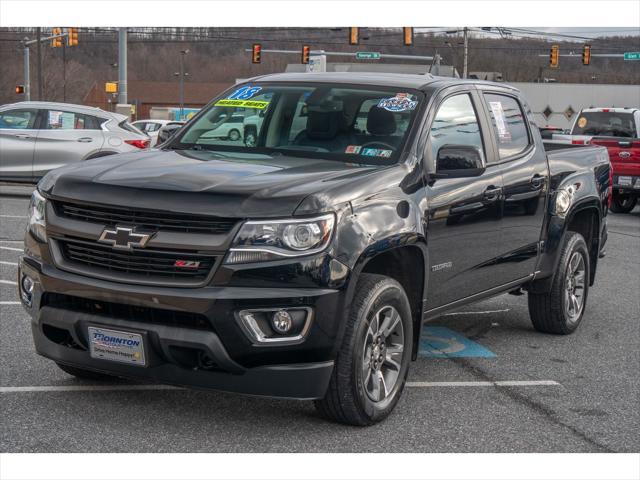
<box><xmin>623</xmin><ymin>52</ymin><xmax>640</xmax><ymax>61</ymax></box>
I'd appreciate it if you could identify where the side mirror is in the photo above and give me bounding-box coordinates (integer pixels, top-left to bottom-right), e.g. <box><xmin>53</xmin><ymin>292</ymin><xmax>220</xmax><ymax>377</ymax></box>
<box><xmin>434</xmin><ymin>145</ymin><xmax>485</xmax><ymax>178</ymax></box>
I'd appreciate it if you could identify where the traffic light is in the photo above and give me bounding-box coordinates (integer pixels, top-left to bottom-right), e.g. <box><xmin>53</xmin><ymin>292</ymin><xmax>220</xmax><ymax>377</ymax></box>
<box><xmin>349</xmin><ymin>27</ymin><xmax>359</xmax><ymax>45</ymax></box>
<box><xmin>15</xmin><ymin>85</ymin><xmax>25</xmax><ymax>94</ymax></box>
<box><xmin>252</xmin><ymin>43</ymin><xmax>261</xmax><ymax>64</ymax></box>
<box><xmin>549</xmin><ymin>45</ymin><xmax>559</xmax><ymax>68</ymax></box>
<box><xmin>51</xmin><ymin>28</ymin><xmax>63</xmax><ymax>48</ymax></box>
<box><xmin>403</xmin><ymin>27</ymin><xmax>413</xmax><ymax>46</ymax></box>
<box><xmin>301</xmin><ymin>45</ymin><xmax>310</xmax><ymax>64</ymax></box>
<box><xmin>67</xmin><ymin>27</ymin><xmax>79</xmax><ymax>47</ymax></box>
<box><xmin>582</xmin><ymin>44</ymin><xmax>591</xmax><ymax>65</ymax></box>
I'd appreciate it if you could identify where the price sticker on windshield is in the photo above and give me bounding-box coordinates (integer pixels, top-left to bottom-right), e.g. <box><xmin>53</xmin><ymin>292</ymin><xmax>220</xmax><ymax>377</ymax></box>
<box><xmin>215</xmin><ymin>86</ymin><xmax>270</xmax><ymax>109</ymax></box>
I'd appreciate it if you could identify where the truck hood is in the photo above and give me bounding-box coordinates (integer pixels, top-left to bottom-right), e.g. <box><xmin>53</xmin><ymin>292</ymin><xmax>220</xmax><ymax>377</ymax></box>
<box><xmin>39</xmin><ymin>149</ymin><xmax>382</xmax><ymax>218</ymax></box>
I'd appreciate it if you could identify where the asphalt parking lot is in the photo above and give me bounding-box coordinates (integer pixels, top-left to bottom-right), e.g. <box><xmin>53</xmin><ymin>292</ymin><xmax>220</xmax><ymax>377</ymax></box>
<box><xmin>1</xmin><ymin>188</ymin><xmax>638</xmax><ymax>453</ymax></box>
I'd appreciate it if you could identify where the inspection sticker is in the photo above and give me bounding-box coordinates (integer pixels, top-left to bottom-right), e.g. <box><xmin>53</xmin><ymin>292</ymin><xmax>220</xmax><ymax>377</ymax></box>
<box><xmin>345</xmin><ymin>145</ymin><xmax>362</xmax><ymax>154</ymax></box>
<box><xmin>420</xmin><ymin>326</ymin><xmax>496</xmax><ymax>358</ymax></box>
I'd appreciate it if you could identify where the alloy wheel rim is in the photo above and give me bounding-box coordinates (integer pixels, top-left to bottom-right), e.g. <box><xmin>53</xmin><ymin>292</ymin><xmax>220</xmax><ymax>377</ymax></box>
<box><xmin>362</xmin><ymin>305</ymin><xmax>405</xmax><ymax>403</ymax></box>
<box><xmin>564</xmin><ymin>251</ymin><xmax>586</xmax><ymax>323</ymax></box>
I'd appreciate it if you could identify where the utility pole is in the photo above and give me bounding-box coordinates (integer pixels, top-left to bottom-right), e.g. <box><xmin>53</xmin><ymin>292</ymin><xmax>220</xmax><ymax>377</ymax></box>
<box><xmin>62</xmin><ymin>42</ymin><xmax>66</xmax><ymax>102</ymax></box>
<box><xmin>462</xmin><ymin>27</ymin><xmax>469</xmax><ymax>79</ymax></box>
<box><xmin>174</xmin><ymin>50</ymin><xmax>189</xmax><ymax>119</ymax></box>
<box><xmin>118</xmin><ymin>28</ymin><xmax>127</xmax><ymax>105</ymax></box>
<box><xmin>36</xmin><ymin>27</ymin><xmax>42</xmax><ymax>100</ymax></box>
<box><xmin>23</xmin><ymin>42</ymin><xmax>30</xmax><ymax>101</ymax></box>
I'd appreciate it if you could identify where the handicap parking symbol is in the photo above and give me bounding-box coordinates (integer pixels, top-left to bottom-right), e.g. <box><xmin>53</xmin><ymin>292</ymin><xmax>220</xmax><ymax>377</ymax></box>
<box><xmin>420</xmin><ymin>326</ymin><xmax>496</xmax><ymax>358</ymax></box>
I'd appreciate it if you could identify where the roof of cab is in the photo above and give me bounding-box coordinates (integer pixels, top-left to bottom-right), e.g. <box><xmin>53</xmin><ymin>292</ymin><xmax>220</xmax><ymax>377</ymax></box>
<box><xmin>246</xmin><ymin>72</ymin><xmax>518</xmax><ymax>93</ymax></box>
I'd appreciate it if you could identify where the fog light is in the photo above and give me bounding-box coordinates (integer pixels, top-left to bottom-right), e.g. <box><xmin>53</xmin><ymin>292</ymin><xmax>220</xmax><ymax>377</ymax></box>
<box><xmin>271</xmin><ymin>310</ymin><xmax>293</xmax><ymax>334</ymax></box>
<box><xmin>20</xmin><ymin>274</ymin><xmax>34</xmax><ymax>307</ymax></box>
<box><xmin>236</xmin><ymin>307</ymin><xmax>313</xmax><ymax>346</ymax></box>
<box><xmin>21</xmin><ymin>275</ymin><xmax>34</xmax><ymax>294</ymax></box>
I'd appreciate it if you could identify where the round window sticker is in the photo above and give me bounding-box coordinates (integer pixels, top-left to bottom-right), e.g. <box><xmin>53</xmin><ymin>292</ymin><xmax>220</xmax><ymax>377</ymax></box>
<box><xmin>577</xmin><ymin>117</ymin><xmax>587</xmax><ymax>128</ymax></box>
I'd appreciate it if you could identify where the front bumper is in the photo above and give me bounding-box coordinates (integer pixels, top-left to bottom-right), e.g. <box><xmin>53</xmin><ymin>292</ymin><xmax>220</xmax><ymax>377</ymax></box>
<box><xmin>19</xmin><ymin>254</ymin><xmax>348</xmax><ymax>400</ymax></box>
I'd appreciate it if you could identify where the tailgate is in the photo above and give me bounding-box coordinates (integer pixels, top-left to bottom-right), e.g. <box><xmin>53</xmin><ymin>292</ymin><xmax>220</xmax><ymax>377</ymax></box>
<box><xmin>590</xmin><ymin>137</ymin><xmax>640</xmax><ymax>176</ymax></box>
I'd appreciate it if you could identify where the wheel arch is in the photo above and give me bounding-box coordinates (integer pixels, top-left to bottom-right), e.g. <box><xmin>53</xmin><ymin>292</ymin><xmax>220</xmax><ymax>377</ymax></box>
<box><xmin>343</xmin><ymin>238</ymin><xmax>428</xmax><ymax>362</ymax></box>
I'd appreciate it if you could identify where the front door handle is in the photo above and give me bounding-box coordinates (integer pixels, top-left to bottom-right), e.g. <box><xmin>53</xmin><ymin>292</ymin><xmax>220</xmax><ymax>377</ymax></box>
<box><xmin>530</xmin><ymin>174</ymin><xmax>545</xmax><ymax>189</ymax></box>
<box><xmin>77</xmin><ymin>137</ymin><xmax>93</xmax><ymax>143</ymax></box>
<box><xmin>483</xmin><ymin>185</ymin><xmax>502</xmax><ymax>201</ymax></box>
<box><xmin>14</xmin><ymin>134</ymin><xmax>30</xmax><ymax>139</ymax></box>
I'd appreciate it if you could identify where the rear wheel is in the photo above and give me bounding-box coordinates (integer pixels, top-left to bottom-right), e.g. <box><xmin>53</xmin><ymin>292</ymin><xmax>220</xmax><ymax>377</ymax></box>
<box><xmin>56</xmin><ymin>362</ymin><xmax>116</xmax><ymax>381</ymax></box>
<box><xmin>528</xmin><ymin>232</ymin><xmax>590</xmax><ymax>334</ymax></box>
<box><xmin>610</xmin><ymin>193</ymin><xmax>637</xmax><ymax>214</ymax></box>
<box><xmin>314</xmin><ymin>274</ymin><xmax>412</xmax><ymax>426</ymax></box>
<box><xmin>228</xmin><ymin>129</ymin><xmax>241</xmax><ymax>141</ymax></box>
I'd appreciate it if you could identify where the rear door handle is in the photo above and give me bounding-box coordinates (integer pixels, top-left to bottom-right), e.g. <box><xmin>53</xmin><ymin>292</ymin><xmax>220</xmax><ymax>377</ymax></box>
<box><xmin>530</xmin><ymin>174</ymin><xmax>545</xmax><ymax>189</ymax></box>
<box><xmin>14</xmin><ymin>134</ymin><xmax>30</xmax><ymax>139</ymax></box>
<box><xmin>77</xmin><ymin>137</ymin><xmax>93</xmax><ymax>143</ymax></box>
<box><xmin>483</xmin><ymin>185</ymin><xmax>502</xmax><ymax>201</ymax></box>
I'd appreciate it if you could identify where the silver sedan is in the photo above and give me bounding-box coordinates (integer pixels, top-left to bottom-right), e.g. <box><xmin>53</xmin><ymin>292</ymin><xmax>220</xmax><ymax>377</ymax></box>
<box><xmin>0</xmin><ymin>101</ymin><xmax>150</xmax><ymax>182</ymax></box>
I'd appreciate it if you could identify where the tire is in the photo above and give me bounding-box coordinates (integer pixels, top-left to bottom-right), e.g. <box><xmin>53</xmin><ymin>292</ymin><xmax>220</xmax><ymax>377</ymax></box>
<box><xmin>609</xmin><ymin>193</ymin><xmax>637</xmax><ymax>214</ymax></box>
<box><xmin>228</xmin><ymin>129</ymin><xmax>241</xmax><ymax>141</ymax></box>
<box><xmin>244</xmin><ymin>128</ymin><xmax>257</xmax><ymax>147</ymax></box>
<box><xmin>314</xmin><ymin>274</ymin><xmax>413</xmax><ymax>426</ymax></box>
<box><xmin>528</xmin><ymin>232</ymin><xmax>590</xmax><ymax>334</ymax></box>
<box><xmin>56</xmin><ymin>362</ymin><xmax>116</xmax><ymax>381</ymax></box>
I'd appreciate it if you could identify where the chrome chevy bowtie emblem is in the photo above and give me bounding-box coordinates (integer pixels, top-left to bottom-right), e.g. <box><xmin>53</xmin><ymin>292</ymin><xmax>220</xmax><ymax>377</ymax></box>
<box><xmin>98</xmin><ymin>227</ymin><xmax>152</xmax><ymax>251</ymax></box>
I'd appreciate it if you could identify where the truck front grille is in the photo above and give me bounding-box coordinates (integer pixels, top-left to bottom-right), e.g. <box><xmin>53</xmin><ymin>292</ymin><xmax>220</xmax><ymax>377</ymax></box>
<box><xmin>54</xmin><ymin>201</ymin><xmax>237</xmax><ymax>234</ymax></box>
<box><xmin>58</xmin><ymin>237</ymin><xmax>217</xmax><ymax>283</ymax></box>
<box><xmin>41</xmin><ymin>293</ymin><xmax>214</xmax><ymax>331</ymax></box>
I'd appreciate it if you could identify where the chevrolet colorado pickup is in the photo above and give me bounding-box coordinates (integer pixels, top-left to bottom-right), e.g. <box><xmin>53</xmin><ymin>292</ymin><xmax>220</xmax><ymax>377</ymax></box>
<box><xmin>19</xmin><ymin>73</ymin><xmax>611</xmax><ymax>426</ymax></box>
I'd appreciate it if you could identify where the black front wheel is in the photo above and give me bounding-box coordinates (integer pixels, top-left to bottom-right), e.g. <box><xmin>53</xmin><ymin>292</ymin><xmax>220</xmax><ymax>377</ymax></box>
<box><xmin>314</xmin><ymin>274</ymin><xmax>413</xmax><ymax>426</ymax></box>
<box><xmin>610</xmin><ymin>193</ymin><xmax>637</xmax><ymax>214</ymax></box>
<box><xmin>528</xmin><ymin>232</ymin><xmax>590</xmax><ymax>334</ymax></box>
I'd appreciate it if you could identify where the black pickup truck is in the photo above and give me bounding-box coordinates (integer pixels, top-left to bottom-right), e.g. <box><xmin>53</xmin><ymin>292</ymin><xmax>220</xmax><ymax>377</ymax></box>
<box><xmin>19</xmin><ymin>73</ymin><xmax>610</xmax><ymax>426</ymax></box>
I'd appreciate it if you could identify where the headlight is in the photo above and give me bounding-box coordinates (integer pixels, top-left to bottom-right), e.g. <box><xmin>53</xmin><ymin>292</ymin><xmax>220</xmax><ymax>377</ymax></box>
<box><xmin>28</xmin><ymin>190</ymin><xmax>47</xmax><ymax>242</ymax></box>
<box><xmin>225</xmin><ymin>214</ymin><xmax>335</xmax><ymax>264</ymax></box>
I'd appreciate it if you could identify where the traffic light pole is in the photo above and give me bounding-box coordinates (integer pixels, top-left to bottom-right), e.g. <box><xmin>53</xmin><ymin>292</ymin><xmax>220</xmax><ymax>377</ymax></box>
<box><xmin>21</xmin><ymin>30</ymin><xmax>68</xmax><ymax>102</ymax></box>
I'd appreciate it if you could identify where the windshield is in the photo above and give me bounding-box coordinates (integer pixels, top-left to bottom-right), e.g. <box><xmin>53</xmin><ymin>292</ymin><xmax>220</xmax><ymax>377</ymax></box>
<box><xmin>572</xmin><ymin>112</ymin><xmax>637</xmax><ymax>138</ymax></box>
<box><xmin>172</xmin><ymin>83</ymin><xmax>424</xmax><ymax>165</ymax></box>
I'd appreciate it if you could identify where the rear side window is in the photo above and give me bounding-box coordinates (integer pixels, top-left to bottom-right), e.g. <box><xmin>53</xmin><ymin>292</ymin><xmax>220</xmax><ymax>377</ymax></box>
<box><xmin>483</xmin><ymin>94</ymin><xmax>530</xmax><ymax>159</ymax></box>
<box><xmin>118</xmin><ymin>120</ymin><xmax>144</xmax><ymax>135</ymax></box>
<box><xmin>0</xmin><ymin>109</ymin><xmax>37</xmax><ymax>129</ymax></box>
<box><xmin>572</xmin><ymin>112</ymin><xmax>637</xmax><ymax>138</ymax></box>
<box><xmin>45</xmin><ymin>110</ymin><xmax>101</xmax><ymax>130</ymax></box>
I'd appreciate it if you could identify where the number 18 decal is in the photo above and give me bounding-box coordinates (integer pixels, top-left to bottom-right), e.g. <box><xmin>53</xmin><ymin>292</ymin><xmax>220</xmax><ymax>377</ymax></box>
<box><xmin>228</xmin><ymin>86</ymin><xmax>262</xmax><ymax>100</ymax></box>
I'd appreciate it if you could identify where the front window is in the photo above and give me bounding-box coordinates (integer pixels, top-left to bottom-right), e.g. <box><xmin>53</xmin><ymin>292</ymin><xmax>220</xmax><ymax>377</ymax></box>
<box><xmin>172</xmin><ymin>83</ymin><xmax>424</xmax><ymax>165</ymax></box>
<box><xmin>571</xmin><ymin>111</ymin><xmax>637</xmax><ymax>138</ymax></box>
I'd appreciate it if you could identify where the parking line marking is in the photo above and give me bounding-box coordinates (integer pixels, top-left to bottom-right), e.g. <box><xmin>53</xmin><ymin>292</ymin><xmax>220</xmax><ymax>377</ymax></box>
<box><xmin>444</xmin><ymin>309</ymin><xmax>510</xmax><ymax>316</ymax></box>
<box><xmin>406</xmin><ymin>380</ymin><xmax>560</xmax><ymax>387</ymax></box>
<box><xmin>0</xmin><ymin>240</ymin><xmax>24</xmax><ymax>243</ymax></box>
<box><xmin>0</xmin><ymin>381</ymin><xmax>560</xmax><ymax>394</ymax></box>
<box><xmin>1</xmin><ymin>261</ymin><xmax>18</xmax><ymax>266</ymax></box>
<box><xmin>0</xmin><ymin>280</ymin><xmax>17</xmax><ymax>285</ymax></box>
<box><xmin>0</xmin><ymin>246</ymin><xmax>22</xmax><ymax>252</ymax></box>
<box><xmin>0</xmin><ymin>215</ymin><xmax>26</xmax><ymax>219</ymax></box>
<box><xmin>0</xmin><ymin>301</ymin><xmax>21</xmax><ymax>305</ymax></box>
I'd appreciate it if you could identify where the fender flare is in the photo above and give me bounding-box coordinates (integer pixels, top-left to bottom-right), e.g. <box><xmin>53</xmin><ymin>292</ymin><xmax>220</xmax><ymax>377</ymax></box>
<box><xmin>335</xmin><ymin>234</ymin><xmax>429</xmax><ymax>362</ymax></box>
